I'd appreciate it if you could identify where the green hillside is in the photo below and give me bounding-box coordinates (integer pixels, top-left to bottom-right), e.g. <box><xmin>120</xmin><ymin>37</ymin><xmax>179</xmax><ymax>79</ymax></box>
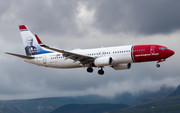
<box><xmin>0</xmin><ymin>85</ymin><xmax>177</xmax><ymax>113</ymax></box>
<box><xmin>0</xmin><ymin>92</ymin><xmax>149</xmax><ymax>113</ymax></box>
<box><xmin>109</xmin><ymin>95</ymin><xmax>180</xmax><ymax>113</ymax></box>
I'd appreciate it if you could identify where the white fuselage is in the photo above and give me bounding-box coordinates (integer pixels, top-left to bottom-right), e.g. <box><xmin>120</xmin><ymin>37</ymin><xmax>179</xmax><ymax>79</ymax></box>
<box><xmin>25</xmin><ymin>45</ymin><xmax>134</xmax><ymax>68</ymax></box>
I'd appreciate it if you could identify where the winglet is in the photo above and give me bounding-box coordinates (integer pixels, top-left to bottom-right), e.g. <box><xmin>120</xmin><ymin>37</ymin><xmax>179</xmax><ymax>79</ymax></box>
<box><xmin>35</xmin><ymin>34</ymin><xmax>43</xmax><ymax>45</ymax></box>
<box><xmin>19</xmin><ymin>25</ymin><xmax>28</xmax><ymax>31</ymax></box>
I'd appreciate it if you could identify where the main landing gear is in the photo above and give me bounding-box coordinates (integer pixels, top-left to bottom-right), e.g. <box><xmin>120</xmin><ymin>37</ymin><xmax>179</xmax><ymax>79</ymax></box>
<box><xmin>98</xmin><ymin>68</ymin><xmax>104</xmax><ymax>75</ymax></box>
<box><xmin>87</xmin><ymin>67</ymin><xmax>93</xmax><ymax>73</ymax></box>
<box><xmin>87</xmin><ymin>67</ymin><xmax>104</xmax><ymax>75</ymax></box>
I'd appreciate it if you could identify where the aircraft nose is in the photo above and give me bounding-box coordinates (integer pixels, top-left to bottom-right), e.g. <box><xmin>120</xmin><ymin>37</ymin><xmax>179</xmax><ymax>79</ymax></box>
<box><xmin>167</xmin><ymin>49</ymin><xmax>175</xmax><ymax>57</ymax></box>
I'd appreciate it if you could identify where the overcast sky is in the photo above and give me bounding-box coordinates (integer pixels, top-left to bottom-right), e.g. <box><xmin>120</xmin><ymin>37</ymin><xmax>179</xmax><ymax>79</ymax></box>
<box><xmin>0</xmin><ymin>0</ymin><xmax>180</xmax><ymax>100</ymax></box>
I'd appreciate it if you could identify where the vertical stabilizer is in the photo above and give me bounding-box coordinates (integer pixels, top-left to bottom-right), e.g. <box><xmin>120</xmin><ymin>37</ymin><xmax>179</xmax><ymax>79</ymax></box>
<box><xmin>19</xmin><ymin>25</ymin><xmax>52</xmax><ymax>56</ymax></box>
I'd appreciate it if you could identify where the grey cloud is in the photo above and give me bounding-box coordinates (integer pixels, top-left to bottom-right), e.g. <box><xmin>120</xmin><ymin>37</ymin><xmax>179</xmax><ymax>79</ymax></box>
<box><xmin>94</xmin><ymin>0</ymin><xmax>180</xmax><ymax>35</ymax></box>
<box><xmin>16</xmin><ymin>0</ymin><xmax>80</xmax><ymax>36</ymax></box>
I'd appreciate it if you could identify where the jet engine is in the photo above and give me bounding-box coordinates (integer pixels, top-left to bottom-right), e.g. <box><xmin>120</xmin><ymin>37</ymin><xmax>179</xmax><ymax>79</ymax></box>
<box><xmin>94</xmin><ymin>57</ymin><xmax>113</xmax><ymax>67</ymax></box>
<box><xmin>112</xmin><ymin>63</ymin><xmax>131</xmax><ymax>70</ymax></box>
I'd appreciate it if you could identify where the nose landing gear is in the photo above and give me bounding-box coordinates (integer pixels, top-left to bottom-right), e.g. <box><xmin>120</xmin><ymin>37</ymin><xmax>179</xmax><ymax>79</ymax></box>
<box><xmin>156</xmin><ymin>59</ymin><xmax>165</xmax><ymax>68</ymax></box>
<box><xmin>156</xmin><ymin>63</ymin><xmax>160</xmax><ymax>68</ymax></box>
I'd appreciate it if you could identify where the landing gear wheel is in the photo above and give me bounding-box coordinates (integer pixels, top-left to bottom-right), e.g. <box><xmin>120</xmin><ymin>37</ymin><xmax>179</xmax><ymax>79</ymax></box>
<box><xmin>98</xmin><ymin>69</ymin><xmax>104</xmax><ymax>75</ymax></box>
<box><xmin>156</xmin><ymin>64</ymin><xmax>160</xmax><ymax>68</ymax></box>
<box><xmin>87</xmin><ymin>67</ymin><xmax>93</xmax><ymax>73</ymax></box>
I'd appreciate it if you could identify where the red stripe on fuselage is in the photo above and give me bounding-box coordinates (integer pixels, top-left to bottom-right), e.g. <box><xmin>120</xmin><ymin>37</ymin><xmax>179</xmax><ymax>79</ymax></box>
<box><xmin>132</xmin><ymin>44</ymin><xmax>170</xmax><ymax>62</ymax></box>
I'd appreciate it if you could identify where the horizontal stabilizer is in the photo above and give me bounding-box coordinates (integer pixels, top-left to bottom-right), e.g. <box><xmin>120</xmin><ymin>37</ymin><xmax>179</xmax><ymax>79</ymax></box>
<box><xmin>5</xmin><ymin>52</ymin><xmax>35</xmax><ymax>59</ymax></box>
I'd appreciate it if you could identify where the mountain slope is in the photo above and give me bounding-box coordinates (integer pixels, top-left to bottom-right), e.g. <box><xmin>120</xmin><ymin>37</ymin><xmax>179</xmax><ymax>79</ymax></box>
<box><xmin>0</xmin><ymin>94</ymin><xmax>146</xmax><ymax>113</ymax></box>
<box><xmin>50</xmin><ymin>103</ymin><xmax>129</xmax><ymax>113</ymax></box>
<box><xmin>108</xmin><ymin>95</ymin><xmax>180</xmax><ymax>113</ymax></box>
<box><xmin>168</xmin><ymin>85</ymin><xmax>180</xmax><ymax>97</ymax></box>
<box><xmin>143</xmin><ymin>85</ymin><xmax>175</xmax><ymax>102</ymax></box>
<box><xmin>0</xmin><ymin>91</ymin><xmax>151</xmax><ymax>113</ymax></box>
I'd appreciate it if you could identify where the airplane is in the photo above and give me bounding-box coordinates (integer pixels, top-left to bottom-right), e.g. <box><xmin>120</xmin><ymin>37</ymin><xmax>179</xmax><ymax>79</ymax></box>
<box><xmin>6</xmin><ymin>25</ymin><xmax>175</xmax><ymax>75</ymax></box>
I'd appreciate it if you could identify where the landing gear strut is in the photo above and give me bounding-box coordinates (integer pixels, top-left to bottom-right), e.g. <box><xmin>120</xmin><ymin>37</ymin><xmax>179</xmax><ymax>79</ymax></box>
<box><xmin>87</xmin><ymin>67</ymin><xmax>93</xmax><ymax>73</ymax></box>
<box><xmin>156</xmin><ymin>59</ymin><xmax>165</xmax><ymax>68</ymax></box>
<box><xmin>98</xmin><ymin>68</ymin><xmax>104</xmax><ymax>75</ymax></box>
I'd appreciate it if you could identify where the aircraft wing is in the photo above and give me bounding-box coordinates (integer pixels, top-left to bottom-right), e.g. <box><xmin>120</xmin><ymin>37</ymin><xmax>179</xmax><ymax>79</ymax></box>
<box><xmin>41</xmin><ymin>45</ymin><xmax>95</xmax><ymax>64</ymax></box>
<box><xmin>5</xmin><ymin>52</ymin><xmax>35</xmax><ymax>59</ymax></box>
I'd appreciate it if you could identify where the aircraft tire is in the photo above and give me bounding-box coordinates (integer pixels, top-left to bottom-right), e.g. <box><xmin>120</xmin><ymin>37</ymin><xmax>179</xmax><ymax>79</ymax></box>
<box><xmin>87</xmin><ymin>67</ymin><xmax>93</xmax><ymax>73</ymax></box>
<box><xmin>156</xmin><ymin>64</ymin><xmax>160</xmax><ymax>68</ymax></box>
<box><xmin>98</xmin><ymin>69</ymin><xmax>104</xmax><ymax>75</ymax></box>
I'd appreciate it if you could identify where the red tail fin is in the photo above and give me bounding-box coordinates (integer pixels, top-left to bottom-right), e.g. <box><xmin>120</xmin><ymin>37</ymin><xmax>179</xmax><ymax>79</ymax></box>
<box><xmin>35</xmin><ymin>34</ymin><xmax>43</xmax><ymax>45</ymax></box>
<box><xmin>19</xmin><ymin>25</ymin><xmax>28</xmax><ymax>31</ymax></box>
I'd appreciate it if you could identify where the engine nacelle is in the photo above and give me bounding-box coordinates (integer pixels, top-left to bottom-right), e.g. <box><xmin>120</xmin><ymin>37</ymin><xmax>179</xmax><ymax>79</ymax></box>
<box><xmin>112</xmin><ymin>63</ymin><xmax>131</xmax><ymax>70</ymax></box>
<box><xmin>94</xmin><ymin>57</ymin><xmax>113</xmax><ymax>67</ymax></box>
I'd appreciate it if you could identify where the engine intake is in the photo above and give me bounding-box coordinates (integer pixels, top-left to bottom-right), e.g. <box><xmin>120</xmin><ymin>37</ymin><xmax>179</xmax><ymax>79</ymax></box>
<box><xmin>112</xmin><ymin>63</ymin><xmax>131</xmax><ymax>70</ymax></box>
<box><xmin>94</xmin><ymin>57</ymin><xmax>113</xmax><ymax>67</ymax></box>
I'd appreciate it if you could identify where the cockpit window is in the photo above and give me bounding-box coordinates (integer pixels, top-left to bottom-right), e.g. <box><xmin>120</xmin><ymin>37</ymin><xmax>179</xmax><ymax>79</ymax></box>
<box><xmin>159</xmin><ymin>47</ymin><xmax>168</xmax><ymax>50</ymax></box>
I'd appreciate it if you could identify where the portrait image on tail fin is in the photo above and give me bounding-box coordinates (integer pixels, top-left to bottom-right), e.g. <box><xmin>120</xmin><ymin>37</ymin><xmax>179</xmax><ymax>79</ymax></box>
<box><xmin>25</xmin><ymin>36</ymin><xmax>37</xmax><ymax>55</ymax></box>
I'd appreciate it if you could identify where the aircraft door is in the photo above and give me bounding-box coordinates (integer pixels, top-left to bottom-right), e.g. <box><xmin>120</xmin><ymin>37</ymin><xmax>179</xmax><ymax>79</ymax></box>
<box><xmin>150</xmin><ymin>46</ymin><xmax>155</xmax><ymax>54</ymax></box>
<box><xmin>150</xmin><ymin>46</ymin><xmax>156</xmax><ymax>58</ymax></box>
<box><xmin>43</xmin><ymin>55</ymin><xmax>46</xmax><ymax>64</ymax></box>
<box><xmin>98</xmin><ymin>52</ymin><xmax>101</xmax><ymax>57</ymax></box>
<box><xmin>102</xmin><ymin>51</ymin><xmax>105</xmax><ymax>56</ymax></box>
<box><xmin>98</xmin><ymin>51</ymin><xmax>105</xmax><ymax>57</ymax></box>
